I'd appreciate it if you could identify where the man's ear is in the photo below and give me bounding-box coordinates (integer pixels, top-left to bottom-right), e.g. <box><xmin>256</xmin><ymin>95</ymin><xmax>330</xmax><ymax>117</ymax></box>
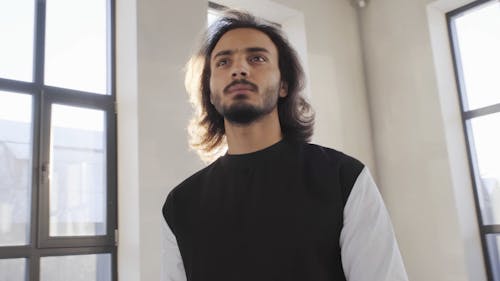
<box><xmin>279</xmin><ymin>82</ymin><xmax>288</xmax><ymax>98</ymax></box>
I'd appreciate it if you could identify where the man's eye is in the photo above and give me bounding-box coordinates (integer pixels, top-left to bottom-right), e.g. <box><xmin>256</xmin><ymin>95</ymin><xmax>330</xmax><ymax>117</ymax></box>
<box><xmin>216</xmin><ymin>59</ymin><xmax>228</xmax><ymax>67</ymax></box>
<box><xmin>249</xmin><ymin>56</ymin><xmax>266</xmax><ymax>63</ymax></box>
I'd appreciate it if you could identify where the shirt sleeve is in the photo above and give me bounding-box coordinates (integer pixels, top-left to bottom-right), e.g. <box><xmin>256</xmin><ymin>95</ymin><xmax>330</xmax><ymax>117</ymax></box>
<box><xmin>340</xmin><ymin>167</ymin><xmax>409</xmax><ymax>281</ymax></box>
<box><xmin>161</xmin><ymin>218</ymin><xmax>187</xmax><ymax>281</ymax></box>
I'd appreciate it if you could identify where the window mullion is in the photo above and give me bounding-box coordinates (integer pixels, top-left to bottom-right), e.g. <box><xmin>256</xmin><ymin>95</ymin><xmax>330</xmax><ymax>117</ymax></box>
<box><xmin>33</xmin><ymin>0</ymin><xmax>46</xmax><ymax>86</ymax></box>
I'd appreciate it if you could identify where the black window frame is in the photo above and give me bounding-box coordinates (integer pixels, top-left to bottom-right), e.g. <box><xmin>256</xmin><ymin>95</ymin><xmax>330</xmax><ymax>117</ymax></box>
<box><xmin>447</xmin><ymin>1</ymin><xmax>500</xmax><ymax>280</ymax></box>
<box><xmin>0</xmin><ymin>0</ymin><xmax>117</xmax><ymax>280</ymax></box>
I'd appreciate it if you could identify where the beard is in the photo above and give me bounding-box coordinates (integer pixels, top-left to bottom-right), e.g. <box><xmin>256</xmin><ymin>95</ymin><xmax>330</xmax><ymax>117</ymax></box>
<box><xmin>213</xmin><ymin>83</ymin><xmax>280</xmax><ymax>125</ymax></box>
<box><xmin>223</xmin><ymin>100</ymin><xmax>272</xmax><ymax>124</ymax></box>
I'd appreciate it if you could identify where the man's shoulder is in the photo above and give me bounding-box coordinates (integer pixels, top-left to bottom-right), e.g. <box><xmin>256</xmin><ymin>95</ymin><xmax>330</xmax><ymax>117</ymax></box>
<box><xmin>162</xmin><ymin>159</ymin><xmax>220</xmax><ymax>223</ymax></box>
<box><xmin>301</xmin><ymin>142</ymin><xmax>364</xmax><ymax>170</ymax></box>
<box><xmin>167</xmin><ymin>159</ymin><xmax>220</xmax><ymax>199</ymax></box>
<box><xmin>301</xmin><ymin>142</ymin><xmax>366</xmax><ymax>204</ymax></box>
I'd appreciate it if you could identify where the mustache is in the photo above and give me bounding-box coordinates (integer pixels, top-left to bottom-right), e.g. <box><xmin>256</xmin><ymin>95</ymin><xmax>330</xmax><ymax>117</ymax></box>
<box><xmin>223</xmin><ymin>79</ymin><xmax>258</xmax><ymax>94</ymax></box>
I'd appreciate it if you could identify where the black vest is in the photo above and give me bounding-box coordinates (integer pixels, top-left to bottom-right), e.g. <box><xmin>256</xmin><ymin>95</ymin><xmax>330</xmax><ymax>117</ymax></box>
<box><xmin>163</xmin><ymin>140</ymin><xmax>364</xmax><ymax>281</ymax></box>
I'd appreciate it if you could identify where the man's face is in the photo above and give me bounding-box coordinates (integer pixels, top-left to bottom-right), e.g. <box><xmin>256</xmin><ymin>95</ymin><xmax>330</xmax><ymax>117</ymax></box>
<box><xmin>209</xmin><ymin>28</ymin><xmax>287</xmax><ymax>125</ymax></box>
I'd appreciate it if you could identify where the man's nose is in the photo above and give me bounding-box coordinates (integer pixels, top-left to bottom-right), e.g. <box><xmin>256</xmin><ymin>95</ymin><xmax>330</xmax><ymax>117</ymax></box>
<box><xmin>231</xmin><ymin>59</ymin><xmax>249</xmax><ymax>78</ymax></box>
<box><xmin>232</xmin><ymin>70</ymin><xmax>248</xmax><ymax>78</ymax></box>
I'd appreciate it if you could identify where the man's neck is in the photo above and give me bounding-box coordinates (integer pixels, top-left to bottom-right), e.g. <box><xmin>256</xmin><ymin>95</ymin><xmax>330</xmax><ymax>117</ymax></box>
<box><xmin>225</xmin><ymin>108</ymin><xmax>283</xmax><ymax>155</ymax></box>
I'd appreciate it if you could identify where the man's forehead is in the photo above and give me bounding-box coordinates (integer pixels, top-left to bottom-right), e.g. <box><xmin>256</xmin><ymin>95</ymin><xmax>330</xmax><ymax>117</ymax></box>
<box><xmin>211</xmin><ymin>28</ymin><xmax>277</xmax><ymax>57</ymax></box>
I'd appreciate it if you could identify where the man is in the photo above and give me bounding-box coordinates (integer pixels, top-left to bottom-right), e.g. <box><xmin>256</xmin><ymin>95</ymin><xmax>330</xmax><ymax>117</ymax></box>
<box><xmin>162</xmin><ymin>10</ymin><xmax>408</xmax><ymax>281</ymax></box>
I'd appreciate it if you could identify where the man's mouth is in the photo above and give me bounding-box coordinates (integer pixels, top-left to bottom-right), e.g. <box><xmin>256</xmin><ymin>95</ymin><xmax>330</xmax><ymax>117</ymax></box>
<box><xmin>224</xmin><ymin>80</ymin><xmax>258</xmax><ymax>94</ymax></box>
<box><xmin>227</xmin><ymin>85</ymin><xmax>255</xmax><ymax>94</ymax></box>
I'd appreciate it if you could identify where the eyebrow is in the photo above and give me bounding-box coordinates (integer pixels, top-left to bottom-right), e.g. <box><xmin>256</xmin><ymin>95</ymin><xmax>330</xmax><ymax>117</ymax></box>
<box><xmin>212</xmin><ymin>47</ymin><xmax>270</xmax><ymax>60</ymax></box>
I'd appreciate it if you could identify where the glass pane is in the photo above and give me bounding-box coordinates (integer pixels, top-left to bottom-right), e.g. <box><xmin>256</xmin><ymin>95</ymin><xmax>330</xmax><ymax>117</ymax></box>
<box><xmin>49</xmin><ymin>104</ymin><xmax>106</xmax><ymax>236</ymax></box>
<box><xmin>468</xmin><ymin>113</ymin><xmax>500</xmax><ymax>225</ymax></box>
<box><xmin>0</xmin><ymin>92</ymin><xmax>32</xmax><ymax>246</ymax></box>
<box><xmin>45</xmin><ymin>0</ymin><xmax>108</xmax><ymax>94</ymax></box>
<box><xmin>0</xmin><ymin>258</ymin><xmax>27</xmax><ymax>281</ymax></box>
<box><xmin>453</xmin><ymin>1</ymin><xmax>500</xmax><ymax>110</ymax></box>
<box><xmin>41</xmin><ymin>254</ymin><xmax>111</xmax><ymax>281</ymax></box>
<box><xmin>0</xmin><ymin>0</ymin><xmax>35</xmax><ymax>81</ymax></box>
<box><xmin>486</xmin><ymin>234</ymin><xmax>500</xmax><ymax>280</ymax></box>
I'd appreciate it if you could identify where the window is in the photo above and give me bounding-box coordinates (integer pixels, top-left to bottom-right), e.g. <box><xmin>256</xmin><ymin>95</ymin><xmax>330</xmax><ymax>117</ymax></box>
<box><xmin>0</xmin><ymin>0</ymin><xmax>117</xmax><ymax>280</ymax></box>
<box><xmin>447</xmin><ymin>1</ymin><xmax>500</xmax><ymax>280</ymax></box>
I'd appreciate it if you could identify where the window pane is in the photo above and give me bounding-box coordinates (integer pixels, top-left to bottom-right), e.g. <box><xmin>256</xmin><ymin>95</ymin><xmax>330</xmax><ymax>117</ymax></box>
<box><xmin>486</xmin><ymin>234</ymin><xmax>500</xmax><ymax>280</ymax></box>
<box><xmin>0</xmin><ymin>258</ymin><xmax>27</xmax><ymax>281</ymax></box>
<box><xmin>45</xmin><ymin>0</ymin><xmax>108</xmax><ymax>94</ymax></box>
<box><xmin>0</xmin><ymin>92</ymin><xmax>32</xmax><ymax>246</ymax></box>
<box><xmin>41</xmin><ymin>254</ymin><xmax>111</xmax><ymax>281</ymax></box>
<box><xmin>453</xmin><ymin>1</ymin><xmax>500</xmax><ymax>110</ymax></box>
<box><xmin>468</xmin><ymin>113</ymin><xmax>500</xmax><ymax>225</ymax></box>
<box><xmin>0</xmin><ymin>0</ymin><xmax>35</xmax><ymax>81</ymax></box>
<box><xmin>49</xmin><ymin>105</ymin><xmax>106</xmax><ymax>236</ymax></box>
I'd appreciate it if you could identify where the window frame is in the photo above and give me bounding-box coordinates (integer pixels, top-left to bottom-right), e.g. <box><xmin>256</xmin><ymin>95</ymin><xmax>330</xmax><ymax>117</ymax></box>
<box><xmin>0</xmin><ymin>0</ymin><xmax>117</xmax><ymax>280</ymax></box>
<box><xmin>447</xmin><ymin>1</ymin><xmax>500</xmax><ymax>280</ymax></box>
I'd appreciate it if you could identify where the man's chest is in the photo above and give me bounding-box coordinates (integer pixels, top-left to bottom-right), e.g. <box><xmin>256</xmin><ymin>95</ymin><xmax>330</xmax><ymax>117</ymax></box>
<box><xmin>177</xmin><ymin>170</ymin><xmax>344</xmax><ymax>256</ymax></box>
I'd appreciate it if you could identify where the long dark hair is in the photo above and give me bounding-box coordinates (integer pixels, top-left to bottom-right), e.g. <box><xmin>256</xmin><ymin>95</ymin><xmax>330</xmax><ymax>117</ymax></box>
<box><xmin>185</xmin><ymin>9</ymin><xmax>314</xmax><ymax>162</ymax></box>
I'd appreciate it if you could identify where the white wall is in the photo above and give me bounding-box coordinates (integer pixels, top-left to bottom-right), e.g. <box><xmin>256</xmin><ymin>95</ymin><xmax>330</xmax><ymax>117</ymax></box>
<box><xmin>359</xmin><ymin>0</ymin><xmax>485</xmax><ymax>280</ymax></box>
<box><xmin>117</xmin><ymin>0</ymin><xmax>206</xmax><ymax>280</ymax></box>
<box><xmin>116</xmin><ymin>0</ymin><xmax>140</xmax><ymax>279</ymax></box>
